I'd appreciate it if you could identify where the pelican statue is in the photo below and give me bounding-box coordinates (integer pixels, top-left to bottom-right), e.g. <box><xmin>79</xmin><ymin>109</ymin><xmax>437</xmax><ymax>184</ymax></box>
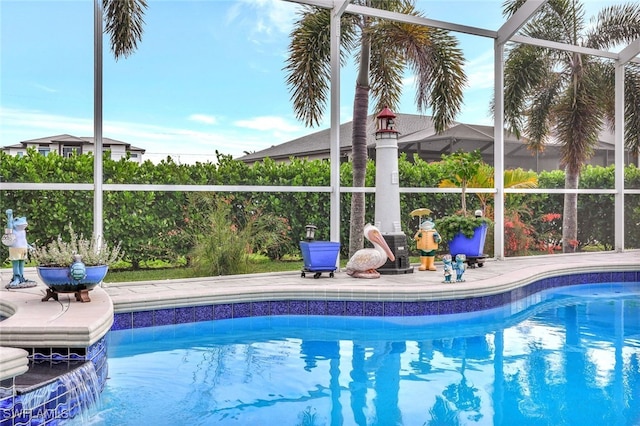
<box><xmin>345</xmin><ymin>223</ymin><xmax>395</xmax><ymax>279</ymax></box>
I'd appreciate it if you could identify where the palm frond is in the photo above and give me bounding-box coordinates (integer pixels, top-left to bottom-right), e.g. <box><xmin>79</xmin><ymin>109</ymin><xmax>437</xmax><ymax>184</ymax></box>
<box><xmin>102</xmin><ymin>0</ymin><xmax>147</xmax><ymax>60</ymax></box>
<box><xmin>284</xmin><ymin>7</ymin><xmax>356</xmax><ymax>127</ymax></box>
<box><xmin>587</xmin><ymin>3</ymin><xmax>640</xmax><ymax>49</ymax></box>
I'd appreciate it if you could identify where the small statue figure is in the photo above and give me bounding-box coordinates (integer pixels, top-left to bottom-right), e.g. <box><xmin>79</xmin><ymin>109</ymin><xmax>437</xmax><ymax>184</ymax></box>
<box><xmin>414</xmin><ymin>218</ymin><xmax>440</xmax><ymax>271</ymax></box>
<box><xmin>2</xmin><ymin>209</ymin><xmax>37</xmax><ymax>289</ymax></box>
<box><xmin>69</xmin><ymin>254</ymin><xmax>87</xmax><ymax>281</ymax></box>
<box><xmin>454</xmin><ymin>254</ymin><xmax>466</xmax><ymax>282</ymax></box>
<box><xmin>442</xmin><ymin>254</ymin><xmax>453</xmax><ymax>283</ymax></box>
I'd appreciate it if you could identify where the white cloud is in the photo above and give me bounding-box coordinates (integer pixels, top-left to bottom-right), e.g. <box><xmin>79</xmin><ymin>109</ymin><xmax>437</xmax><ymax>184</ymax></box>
<box><xmin>227</xmin><ymin>0</ymin><xmax>298</xmax><ymax>45</ymax></box>
<box><xmin>33</xmin><ymin>83</ymin><xmax>58</xmax><ymax>93</ymax></box>
<box><xmin>234</xmin><ymin>115</ymin><xmax>302</xmax><ymax>132</ymax></box>
<box><xmin>188</xmin><ymin>114</ymin><xmax>218</xmax><ymax>125</ymax></box>
<box><xmin>465</xmin><ymin>49</ymin><xmax>495</xmax><ymax>91</ymax></box>
<box><xmin>0</xmin><ymin>107</ymin><xmax>309</xmax><ymax>164</ymax></box>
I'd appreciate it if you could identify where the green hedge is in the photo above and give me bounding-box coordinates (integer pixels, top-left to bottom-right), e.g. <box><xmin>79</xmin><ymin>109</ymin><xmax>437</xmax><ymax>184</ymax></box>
<box><xmin>2</xmin><ymin>150</ymin><xmax>639</xmax><ymax>268</ymax></box>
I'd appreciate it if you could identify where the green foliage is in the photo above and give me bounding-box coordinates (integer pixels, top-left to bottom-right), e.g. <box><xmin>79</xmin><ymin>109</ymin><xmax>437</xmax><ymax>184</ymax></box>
<box><xmin>30</xmin><ymin>224</ymin><xmax>122</xmax><ymax>267</ymax></box>
<box><xmin>3</xmin><ymin>150</ymin><xmax>640</xmax><ymax>269</ymax></box>
<box><xmin>434</xmin><ymin>215</ymin><xmax>491</xmax><ymax>243</ymax></box>
<box><xmin>188</xmin><ymin>198</ymin><xmax>251</xmax><ymax>276</ymax></box>
<box><xmin>439</xmin><ymin>149</ymin><xmax>483</xmax><ymax>215</ymax></box>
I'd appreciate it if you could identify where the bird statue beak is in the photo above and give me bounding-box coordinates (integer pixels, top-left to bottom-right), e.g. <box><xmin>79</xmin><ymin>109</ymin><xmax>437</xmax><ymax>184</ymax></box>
<box><xmin>370</xmin><ymin>229</ymin><xmax>395</xmax><ymax>262</ymax></box>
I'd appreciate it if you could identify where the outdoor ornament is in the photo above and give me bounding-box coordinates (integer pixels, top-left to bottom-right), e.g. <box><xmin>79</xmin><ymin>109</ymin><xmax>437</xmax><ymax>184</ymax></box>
<box><xmin>345</xmin><ymin>223</ymin><xmax>395</xmax><ymax>279</ymax></box>
<box><xmin>454</xmin><ymin>254</ymin><xmax>467</xmax><ymax>282</ymax></box>
<box><xmin>69</xmin><ymin>254</ymin><xmax>87</xmax><ymax>281</ymax></box>
<box><xmin>411</xmin><ymin>208</ymin><xmax>440</xmax><ymax>271</ymax></box>
<box><xmin>442</xmin><ymin>254</ymin><xmax>453</xmax><ymax>283</ymax></box>
<box><xmin>3</xmin><ymin>209</ymin><xmax>37</xmax><ymax>289</ymax></box>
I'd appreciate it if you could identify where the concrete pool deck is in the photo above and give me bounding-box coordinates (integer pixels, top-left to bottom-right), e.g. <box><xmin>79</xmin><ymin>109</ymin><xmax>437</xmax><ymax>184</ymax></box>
<box><xmin>1</xmin><ymin>251</ymin><xmax>640</xmax><ymax>352</ymax></box>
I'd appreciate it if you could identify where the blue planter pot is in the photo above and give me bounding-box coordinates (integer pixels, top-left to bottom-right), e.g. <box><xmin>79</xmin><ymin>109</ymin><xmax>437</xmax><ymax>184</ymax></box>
<box><xmin>299</xmin><ymin>241</ymin><xmax>340</xmax><ymax>276</ymax></box>
<box><xmin>36</xmin><ymin>265</ymin><xmax>108</xmax><ymax>293</ymax></box>
<box><xmin>448</xmin><ymin>223</ymin><xmax>488</xmax><ymax>257</ymax></box>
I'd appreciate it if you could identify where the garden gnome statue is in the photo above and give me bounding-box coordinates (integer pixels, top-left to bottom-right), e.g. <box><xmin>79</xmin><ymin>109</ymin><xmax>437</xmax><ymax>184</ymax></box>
<box><xmin>413</xmin><ymin>218</ymin><xmax>440</xmax><ymax>271</ymax></box>
<box><xmin>2</xmin><ymin>209</ymin><xmax>37</xmax><ymax>289</ymax></box>
<box><xmin>442</xmin><ymin>254</ymin><xmax>453</xmax><ymax>283</ymax></box>
<box><xmin>454</xmin><ymin>254</ymin><xmax>466</xmax><ymax>282</ymax></box>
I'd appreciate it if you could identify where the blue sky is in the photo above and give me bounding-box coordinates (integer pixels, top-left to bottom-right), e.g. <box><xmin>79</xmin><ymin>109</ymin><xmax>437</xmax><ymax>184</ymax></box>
<box><xmin>0</xmin><ymin>0</ymin><xmax>611</xmax><ymax>163</ymax></box>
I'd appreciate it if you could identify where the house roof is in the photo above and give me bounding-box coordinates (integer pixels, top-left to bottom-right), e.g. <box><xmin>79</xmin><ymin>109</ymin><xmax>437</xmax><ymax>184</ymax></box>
<box><xmin>239</xmin><ymin>114</ymin><xmax>619</xmax><ymax>165</ymax></box>
<box><xmin>238</xmin><ymin>113</ymin><xmax>438</xmax><ymax>162</ymax></box>
<box><xmin>3</xmin><ymin>134</ymin><xmax>146</xmax><ymax>153</ymax></box>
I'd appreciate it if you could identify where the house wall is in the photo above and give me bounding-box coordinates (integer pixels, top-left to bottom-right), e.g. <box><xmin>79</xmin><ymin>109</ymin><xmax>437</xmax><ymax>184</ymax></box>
<box><xmin>3</xmin><ymin>143</ymin><xmax>143</xmax><ymax>163</ymax></box>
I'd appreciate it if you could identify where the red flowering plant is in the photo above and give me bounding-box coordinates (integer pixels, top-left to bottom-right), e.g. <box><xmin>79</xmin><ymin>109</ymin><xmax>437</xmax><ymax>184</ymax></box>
<box><xmin>535</xmin><ymin>213</ymin><xmax>562</xmax><ymax>254</ymax></box>
<box><xmin>504</xmin><ymin>210</ymin><xmax>535</xmax><ymax>256</ymax></box>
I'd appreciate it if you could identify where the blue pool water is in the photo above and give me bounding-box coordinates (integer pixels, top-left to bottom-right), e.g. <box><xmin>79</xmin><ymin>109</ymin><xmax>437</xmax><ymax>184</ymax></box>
<box><xmin>91</xmin><ymin>283</ymin><xmax>640</xmax><ymax>425</ymax></box>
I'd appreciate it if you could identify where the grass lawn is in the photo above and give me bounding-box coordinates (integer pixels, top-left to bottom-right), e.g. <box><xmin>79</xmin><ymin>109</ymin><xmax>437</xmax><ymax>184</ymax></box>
<box><xmin>104</xmin><ymin>258</ymin><xmax>307</xmax><ymax>283</ymax></box>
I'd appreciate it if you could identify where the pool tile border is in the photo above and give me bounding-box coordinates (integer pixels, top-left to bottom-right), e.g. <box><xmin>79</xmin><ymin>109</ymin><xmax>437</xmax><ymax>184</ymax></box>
<box><xmin>111</xmin><ymin>270</ymin><xmax>640</xmax><ymax>331</ymax></box>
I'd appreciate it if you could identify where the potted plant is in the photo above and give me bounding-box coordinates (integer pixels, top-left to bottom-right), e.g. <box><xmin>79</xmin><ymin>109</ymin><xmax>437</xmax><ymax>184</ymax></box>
<box><xmin>434</xmin><ymin>150</ymin><xmax>492</xmax><ymax>260</ymax></box>
<box><xmin>30</xmin><ymin>224</ymin><xmax>122</xmax><ymax>302</ymax></box>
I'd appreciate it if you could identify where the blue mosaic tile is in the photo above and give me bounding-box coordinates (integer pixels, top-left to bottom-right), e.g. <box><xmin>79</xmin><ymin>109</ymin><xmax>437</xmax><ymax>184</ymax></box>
<box><xmin>111</xmin><ymin>313</ymin><xmax>132</xmax><ymax>330</ymax></box>
<box><xmin>438</xmin><ymin>299</ymin><xmax>456</xmax><ymax>315</ymax></box>
<box><xmin>133</xmin><ymin>311</ymin><xmax>154</xmax><ymax>328</ymax></box>
<box><xmin>423</xmin><ymin>301</ymin><xmax>439</xmax><ymax>316</ymax></box>
<box><xmin>252</xmin><ymin>301</ymin><xmax>270</xmax><ymax>317</ymax></box>
<box><xmin>364</xmin><ymin>301</ymin><xmax>383</xmax><ymax>316</ymax></box>
<box><xmin>86</xmin><ymin>338</ymin><xmax>105</xmax><ymax>361</ymax></box>
<box><xmin>233</xmin><ymin>303</ymin><xmax>251</xmax><ymax>318</ymax></box>
<box><xmin>289</xmin><ymin>300</ymin><xmax>308</xmax><ymax>315</ymax></box>
<box><xmin>326</xmin><ymin>301</ymin><xmax>345</xmax><ymax>316</ymax></box>
<box><xmin>384</xmin><ymin>302</ymin><xmax>403</xmax><ymax>316</ymax></box>
<box><xmin>195</xmin><ymin>305</ymin><xmax>214</xmax><ymax>322</ymax></box>
<box><xmin>154</xmin><ymin>308</ymin><xmax>175</xmax><ymax>326</ymax></box>
<box><xmin>176</xmin><ymin>307</ymin><xmax>195</xmax><ymax>324</ymax></box>
<box><xmin>271</xmin><ymin>301</ymin><xmax>289</xmax><ymax>315</ymax></box>
<box><xmin>572</xmin><ymin>273</ymin><xmax>589</xmax><ymax>285</ymax></box>
<box><xmin>451</xmin><ymin>298</ymin><xmax>471</xmax><ymax>314</ymax></box>
<box><xmin>482</xmin><ymin>294</ymin><xmax>503</xmax><ymax>310</ymax></box>
<box><xmin>308</xmin><ymin>300</ymin><xmax>327</xmax><ymax>315</ymax></box>
<box><xmin>345</xmin><ymin>301</ymin><xmax>364</xmax><ymax>316</ymax></box>
<box><xmin>214</xmin><ymin>304</ymin><xmax>232</xmax><ymax>320</ymax></box>
<box><xmin>402</xmin><ymin>302</ymin><xmax>422</xmax><ymax>316</ymax></box>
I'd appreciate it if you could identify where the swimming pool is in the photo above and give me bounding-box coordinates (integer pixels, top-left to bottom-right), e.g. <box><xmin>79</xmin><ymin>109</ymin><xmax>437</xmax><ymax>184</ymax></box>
<box><xmin>93</xmin><ymin>282</ymin><xmax>640</xmax><ymax>425</ymax></box>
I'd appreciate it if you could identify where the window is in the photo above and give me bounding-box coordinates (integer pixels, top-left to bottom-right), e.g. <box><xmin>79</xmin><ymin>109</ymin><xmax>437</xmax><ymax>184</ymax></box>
<box><xmin>62</xmin><ymin>146</ymin><xmax>80</xmax><ymax>158</ymax></box>
<box><xmin>38</xmin><ymin>148</ymin><xmax>50</xmax><ymax>156</ymax></box>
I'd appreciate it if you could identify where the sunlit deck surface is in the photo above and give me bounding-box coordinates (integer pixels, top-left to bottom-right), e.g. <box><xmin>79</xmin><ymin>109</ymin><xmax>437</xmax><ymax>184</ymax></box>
<box><xmin>1</xmin><ymin>251</ymin><xmax>639</xmax><ymax>350</ymax></box>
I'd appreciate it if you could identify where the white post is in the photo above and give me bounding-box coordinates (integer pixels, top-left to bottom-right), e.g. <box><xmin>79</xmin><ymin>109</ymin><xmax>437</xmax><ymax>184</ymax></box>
<box><xmin>614</xmin><ymin>62</ymin><xmax>624</xmax><ymax>251</ymax></box>
<box><xmin>93</xmin><ymin>0</ymin><xmax>104</xmax><ymax>244</ymax></box>
<box><xmin>493</xmin><ymin>41</ymin><xmax>505</xmax><ymax>260</ymax></box>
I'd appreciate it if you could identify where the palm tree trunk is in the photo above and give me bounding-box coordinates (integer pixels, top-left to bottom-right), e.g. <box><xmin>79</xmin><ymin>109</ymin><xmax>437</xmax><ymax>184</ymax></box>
<box><xmin>348</xmin><ymin>36</ymin><xmax>371</xmax><ymax>258</ymax></box>
<box><xmin>562</xmin><ymin>167</ymin><xmax>579</xmax><ymax>253</ymax></box>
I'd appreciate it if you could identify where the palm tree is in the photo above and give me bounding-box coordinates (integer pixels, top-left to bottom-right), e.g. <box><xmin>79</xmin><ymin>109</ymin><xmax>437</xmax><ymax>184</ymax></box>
<box><xmin>102</xmin><ymin>0</ymin><xmax>147</xmax><ymax>60</ymax></box>
<box><xmin>285</xmin><ymin>0</ymin><xmax>466</xmax><ymax>257</ymax></box>
<box><xmin>501</xmin><ymin>0</ymin><xmax>640</xmax><ymax>253</ymax></box>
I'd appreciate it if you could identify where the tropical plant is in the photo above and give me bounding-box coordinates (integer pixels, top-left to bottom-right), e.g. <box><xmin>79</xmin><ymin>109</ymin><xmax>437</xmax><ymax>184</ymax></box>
<box><xmin>102</xmin><ymin>0</ymin><xmax>147</xmax><ymax>60</ymax></box>
<box><xmin>501</xmin><ymin>0</ymin><xmax>640</xmax><ymax>252</ymax></box>
<box><xmin>187</xmin><ymin>196</ymin><xmax>293</xmax><ymax>276</ymax></box>
<box><xmin>30</xmin><ymin>224</ymin><xmax>122</xmax><ymax>267</ymax></box>
<box><xmin>438</xmin><ymin>149</ymin><xmax>484</xmax><ymax>216</ymax></box>
<box><xmin>435</xmin><ymin>150</ymin><xmax>492</xmax><ymax>243</ymax></box>
<box><xmin>285</xmin><ymin>0</ymin><xmax>467</xmax><ymax>257</ymax></box>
